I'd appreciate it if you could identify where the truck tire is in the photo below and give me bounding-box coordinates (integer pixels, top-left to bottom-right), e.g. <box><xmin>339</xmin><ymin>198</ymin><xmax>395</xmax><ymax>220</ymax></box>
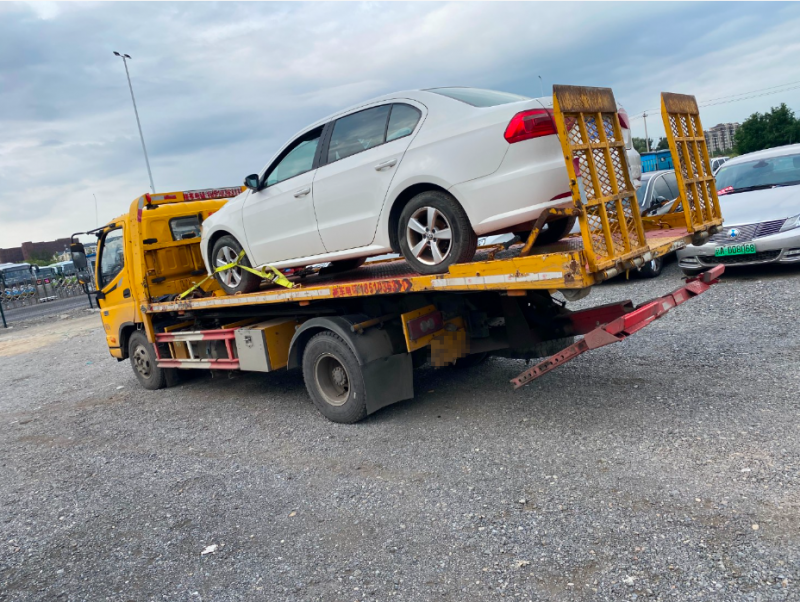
<box><xmin>129</xmin><ymin>330</ymin><xmax>179</xmax><ymax>390</ymax></box>
<box><xmin>302</xmin><ymin>331</ymin><xmax>368</xmax><ymax>424</ymax></box>
<box><xmin>636</xmin><ymin>256</ymin><xmax>663</xmax><ymax>278</ymax></box>
<box><xmin>398</xmin><ymin>191</ymin><xmax>477</xmax><ymax>275</ymax></box>
<box><xmin>211</xmin><ymin>235</ymin><xmax>261</xmax><ymax>295</ymax></box>
<box><xmin>514</xmin><ymin>216</ymin><xmax>577</xmax><ymax>247</ymax></box>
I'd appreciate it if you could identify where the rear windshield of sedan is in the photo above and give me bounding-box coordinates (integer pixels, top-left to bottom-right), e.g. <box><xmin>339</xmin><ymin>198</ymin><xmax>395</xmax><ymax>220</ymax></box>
<box><xmin>428</xmin><ymin>87</ymin><xmax>530</xmax><ymax>107</ymax></box>
<box><xmin>716</xmin><ymin>152</ymin><xmax>800</xmax><ymax>192</ymax></box>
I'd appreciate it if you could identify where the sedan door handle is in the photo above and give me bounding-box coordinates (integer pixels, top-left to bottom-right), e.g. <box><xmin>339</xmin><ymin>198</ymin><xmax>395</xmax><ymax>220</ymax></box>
<box><xmin>293</xmin><ymin>187</ymin><xmax>311</xmax><ymax>198</ymax></box>
<box><xmin>374</xmin><ymin>158</ymin><xmax>397</xmax><ymax>171</ymax></box>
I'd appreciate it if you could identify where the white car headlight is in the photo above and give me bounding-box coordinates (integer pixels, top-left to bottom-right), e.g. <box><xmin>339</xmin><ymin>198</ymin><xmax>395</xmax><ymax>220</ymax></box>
<box><xmin>779</xmin><ymin>214</ymin><xmax>800</xmax><ymax>232</ymax></box>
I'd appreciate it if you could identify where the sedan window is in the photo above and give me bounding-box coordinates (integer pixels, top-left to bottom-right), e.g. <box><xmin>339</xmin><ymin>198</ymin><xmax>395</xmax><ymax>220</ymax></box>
<box><xmin>386</xmin><ymin>104</ymin><xmax>421</xmax><ymax>142</ymax></box>
<box><xmin>265</xmin><ymin>128</ymin><xmax>322</xmax><ymax>187</ymax></box>
<box><xmin>428</xmin><ymin>87</ymin><xmax>529</xmax><ymax>107</ymax></box>
<box><xmin>716</xmin><ymin>152</ymin><xmax>800</xmax><ymax>193</ymax></box>
<box><xmin>662</xmin><ymin>172</ymin><xmax>679</xmax><ymax>198</ymax></box>
<box><xmin>652</xmin><ymin>175</ymin><xmax>672</xmax><ymax>201</ymax></box>
<box><xmin>327</xmin><ymin>105</ymin><xmax>391</xmax><ymax>163</ymax></box>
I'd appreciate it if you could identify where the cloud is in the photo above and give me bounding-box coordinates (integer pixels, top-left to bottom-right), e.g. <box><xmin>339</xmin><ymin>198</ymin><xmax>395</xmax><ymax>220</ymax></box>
<box><xmin>1</xmin><ymin>2</ymin><xmax>800</xmax><ymax>246</ymax></box>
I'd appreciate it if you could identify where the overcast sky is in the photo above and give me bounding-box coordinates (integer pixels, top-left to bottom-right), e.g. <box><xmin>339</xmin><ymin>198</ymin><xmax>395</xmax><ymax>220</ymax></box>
<box><xmin>2</xmin><ymin>1</ymin><xmax>800</xmax><ymax>248</ymax></box>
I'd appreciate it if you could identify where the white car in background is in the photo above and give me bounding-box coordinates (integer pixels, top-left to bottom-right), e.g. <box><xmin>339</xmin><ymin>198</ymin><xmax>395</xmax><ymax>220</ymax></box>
<box><xmin>678</xmin><ymin>144</ymin><xmax>800</xmax><ymax>275</ymax></box>
<box><xmin>201</xmin><ymin>87</ymin><xmax>641</xmax><ymax>294</ymax></box>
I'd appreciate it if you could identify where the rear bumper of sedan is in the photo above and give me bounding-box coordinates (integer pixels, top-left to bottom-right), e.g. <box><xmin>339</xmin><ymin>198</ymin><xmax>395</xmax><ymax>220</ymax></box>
<box><xmin>677</xmin><ymin>226</ymin><xmax>800</xmax><ymax>270</ymax></box>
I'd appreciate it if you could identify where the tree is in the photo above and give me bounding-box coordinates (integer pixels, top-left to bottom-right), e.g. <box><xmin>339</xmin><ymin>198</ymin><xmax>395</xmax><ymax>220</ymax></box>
<box><xmin>735</xmin><ymin>103</ymin><xmax>800</xmax><ymax>154</ymax></box>
<box><xmin>632</xmin><ymin>137</ymin><xmax>653</xmax><ymax>154</ymax></box>
<box><xmin>656</xmin><ymin>137</ymin><xmax>670</xmax><ymax>151</ymax></box>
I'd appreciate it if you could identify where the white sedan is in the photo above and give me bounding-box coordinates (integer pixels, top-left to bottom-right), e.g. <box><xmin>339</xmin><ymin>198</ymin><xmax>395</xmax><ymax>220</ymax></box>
<box><xmin>201</xmin><ymin>87</ymin><xmax>640</xmax><ymax>294</ymax></box>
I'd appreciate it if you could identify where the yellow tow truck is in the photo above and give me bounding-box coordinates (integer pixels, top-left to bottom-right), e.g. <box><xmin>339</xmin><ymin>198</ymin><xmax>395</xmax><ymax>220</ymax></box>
<box><xmin>72</xmin><ymin>86</ymin><xmax>725</xmax><ymax>423</ymax></box>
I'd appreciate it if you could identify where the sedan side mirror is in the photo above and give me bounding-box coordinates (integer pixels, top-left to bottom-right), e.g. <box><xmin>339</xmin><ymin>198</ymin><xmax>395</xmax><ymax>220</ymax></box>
<box><xmin>244</xmin><ymin>174</ymin><xmax>260</xmax><ymax>192</ymax></box>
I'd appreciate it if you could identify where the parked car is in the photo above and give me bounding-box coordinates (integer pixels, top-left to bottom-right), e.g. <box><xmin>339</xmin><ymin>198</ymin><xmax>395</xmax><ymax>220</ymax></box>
<box><xmin>201</xmin><ymin>87</ymin><xmax>641</xmax><ymax>294</ymax></box>
<box><xmin>678</xmin><ymin>144</ymin><xmax>800</xmax><ymax>275</ymax></box>
<box><xmin>710</xmin><ymin>156</ymin><xmax>729</xmax><ymax>174</ymax></box>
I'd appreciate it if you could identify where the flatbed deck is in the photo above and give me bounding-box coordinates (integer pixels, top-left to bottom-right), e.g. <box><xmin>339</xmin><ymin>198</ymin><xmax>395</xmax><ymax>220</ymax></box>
<box><xmin>146</xmin><ymin>226</ymin><xmax>692</xmax><ymax>314</ymax></box>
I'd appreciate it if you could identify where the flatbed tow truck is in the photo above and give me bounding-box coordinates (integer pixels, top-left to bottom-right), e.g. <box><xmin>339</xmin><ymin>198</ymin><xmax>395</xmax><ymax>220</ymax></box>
<box><xmin>72</xmin><ymin>86</ymin><xmax>725</xmax><ymax>422</ymax></box>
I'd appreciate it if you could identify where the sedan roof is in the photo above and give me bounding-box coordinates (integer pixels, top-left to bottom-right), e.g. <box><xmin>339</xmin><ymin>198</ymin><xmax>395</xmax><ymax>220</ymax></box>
<box><xmin>723</xmin><ymin>143</ymin><xmax>800</xmax><ymax>167</ymax></box>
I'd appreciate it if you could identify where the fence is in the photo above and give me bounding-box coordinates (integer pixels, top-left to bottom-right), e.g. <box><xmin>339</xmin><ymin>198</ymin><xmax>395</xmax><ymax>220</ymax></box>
<box><xmin>1</xmin><ymin>275</ymin><xmax>94</xmax><ymax>311</ymax></box>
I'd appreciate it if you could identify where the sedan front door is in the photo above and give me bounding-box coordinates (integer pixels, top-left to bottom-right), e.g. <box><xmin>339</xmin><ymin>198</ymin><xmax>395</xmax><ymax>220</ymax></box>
<box><xmin>312</xmin><ymin>103</ymin><xmax>422</xmax><ymax>252</ymax></box>
<box><xmin>242</xmin><ymin>127</ymin><xmax>327</xmax><ymax>265</ymax></box>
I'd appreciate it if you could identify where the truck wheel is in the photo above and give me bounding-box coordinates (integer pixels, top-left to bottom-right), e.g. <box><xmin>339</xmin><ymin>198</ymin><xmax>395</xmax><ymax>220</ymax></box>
<box><xmin>398</xmin><ymin>191</ymin><xmax>477</xmax><ymax>275</ymax></box>
<box><xmin>636</xmin><ymin>256</ymin><xmax>663</xmax><ymax>278</ymax></box>
<box><xmin>302</xmin><ymin>331</ymin><xmax>367</xmax><ymax>423</ymax></box>
<box><xmin>129</xmin><ymin>330</ymin><xmax>178</xmax><ymax>390</ymax></box>
<box><xmin>515</xmin><ymin>216</ymin><xmax>577</xmax><ymax>247</ymax></box>
<box><xmin>211</xmin><ymin>235</ymin><xmax>261</xmax><ymax>295</ymax></box>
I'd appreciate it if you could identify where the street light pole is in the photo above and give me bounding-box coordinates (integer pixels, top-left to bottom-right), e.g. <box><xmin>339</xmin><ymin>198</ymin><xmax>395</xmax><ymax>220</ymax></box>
<box><xmin>538</xmin><ymin>75</ymin><xmax>545</xmax><ymax>98</ymax></box>
<box><xmin>642</xmin><ymin>112</ymin><xmax>650</xmax><ymax>152</ymax></box>
<box><xmin>113</xmin><ymin>51</ymin><xmax>155</xmax><ymax>194</ymax></box>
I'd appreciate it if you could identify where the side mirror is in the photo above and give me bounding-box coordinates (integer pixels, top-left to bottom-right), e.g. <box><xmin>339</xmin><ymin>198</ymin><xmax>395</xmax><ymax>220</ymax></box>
<box><xmin>244</xmin><ymin>174</ymin><xmax>260</xmax><ymax>191</ymax></box>
<box><xmin>70</xmin><ymin>242</ymin><xmax>88</xmax><ymax>270</ymax></box>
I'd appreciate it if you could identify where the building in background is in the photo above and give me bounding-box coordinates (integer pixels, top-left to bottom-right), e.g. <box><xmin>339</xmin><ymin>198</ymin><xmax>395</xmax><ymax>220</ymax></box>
<box><xmin>704</xmin><ymin>123</ymin><xmax>740</xmax><ymax>153</ymax></box>
<box><xmin>0</xmin><ymin>238</ymin><xmax>71</xmax><ymax>264</ymax></box>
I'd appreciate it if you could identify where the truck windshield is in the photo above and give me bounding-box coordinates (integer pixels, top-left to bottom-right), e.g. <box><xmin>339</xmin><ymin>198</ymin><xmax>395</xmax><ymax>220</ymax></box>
<box><xmin>716</xmin><ymin>152</ymin><xmax>800</xmax><ymax>194</ymax></box>
<box><xmin>98</xmin><ymin>228</ymin><xmax>125</xmax><ymax>288</ymax></box>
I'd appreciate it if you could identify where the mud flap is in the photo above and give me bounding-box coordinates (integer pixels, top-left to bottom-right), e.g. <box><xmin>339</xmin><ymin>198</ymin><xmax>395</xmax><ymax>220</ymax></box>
<box><xmin>362</xmin><ymin>352</ymin><xmax>414</xmax><ymax>415</ymax></box>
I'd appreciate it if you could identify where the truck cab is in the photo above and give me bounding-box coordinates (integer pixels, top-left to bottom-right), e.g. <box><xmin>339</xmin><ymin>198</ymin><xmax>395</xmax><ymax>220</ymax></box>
<box><xmin>72</xmin><ymin>188</ymin><xmax>240</xmax><ymax>359</ymax></box>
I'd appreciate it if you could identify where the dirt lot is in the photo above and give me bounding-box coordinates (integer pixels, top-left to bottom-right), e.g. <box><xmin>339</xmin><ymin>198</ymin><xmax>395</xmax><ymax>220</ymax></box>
<box><xmin>1</xmin><ymin>261</ymin><xmax>798</xmax><ymax>601</ymax></box>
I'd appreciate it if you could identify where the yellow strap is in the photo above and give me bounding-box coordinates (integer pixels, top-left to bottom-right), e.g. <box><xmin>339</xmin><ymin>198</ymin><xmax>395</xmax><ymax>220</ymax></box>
<box><xmin>177</xmin><ymin>250</ymin><xmax>294</xmax><ymax>300</ymax></box>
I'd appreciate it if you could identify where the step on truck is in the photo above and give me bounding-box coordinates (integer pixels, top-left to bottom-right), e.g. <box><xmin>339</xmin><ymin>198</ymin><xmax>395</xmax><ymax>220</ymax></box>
<box><xmin>71</xmin><ymin>86</ymin><xmax>726</xmax><ymax>423</ymax></box>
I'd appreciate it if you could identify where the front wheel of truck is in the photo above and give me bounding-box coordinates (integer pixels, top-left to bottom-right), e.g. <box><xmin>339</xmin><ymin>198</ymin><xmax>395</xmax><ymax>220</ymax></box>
<box><xmin>129</xmin><ymin>330</ymin><xmax>178</xmax><ymax>390</ymax></box>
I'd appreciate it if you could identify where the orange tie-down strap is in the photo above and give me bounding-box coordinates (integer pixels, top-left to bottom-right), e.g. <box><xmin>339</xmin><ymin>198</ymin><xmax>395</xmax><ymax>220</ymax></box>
<box><xmin>510</xmin><ymin>265</ymin><xmax>724</xmax><ymax>389</ymax></box>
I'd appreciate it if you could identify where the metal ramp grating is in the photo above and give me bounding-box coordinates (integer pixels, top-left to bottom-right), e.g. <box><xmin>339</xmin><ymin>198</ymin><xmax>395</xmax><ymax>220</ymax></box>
<box><xmin>660</xmin><ymin>92</ymin><xmax>723</xmax><ymax>233</ymax></box>
<box><xmin>553</xmin><ymin>85</ymin><xmax>648</xmax><ymax>273</ymax></box>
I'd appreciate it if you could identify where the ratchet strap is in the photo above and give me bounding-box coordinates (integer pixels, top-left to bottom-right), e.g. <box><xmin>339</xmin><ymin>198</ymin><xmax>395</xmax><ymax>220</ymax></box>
<box><xmin>177</xmin><ymin>250</ymin><xmax>295</xmax><ymax>300</ymax></box>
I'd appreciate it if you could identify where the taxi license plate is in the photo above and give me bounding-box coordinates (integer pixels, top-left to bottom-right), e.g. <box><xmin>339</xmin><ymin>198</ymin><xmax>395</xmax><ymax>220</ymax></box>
<box><xmin>714</xmin><ymin>243</ymin><xmax>756</xmax><ymax>257</ymax></box>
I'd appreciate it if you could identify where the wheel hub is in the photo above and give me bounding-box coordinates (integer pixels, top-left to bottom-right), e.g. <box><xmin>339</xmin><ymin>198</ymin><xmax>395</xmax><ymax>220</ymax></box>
<box><xmin>215</xmin><ymin>245</ymin><xmax>242</xmax><ymax>288</ymax></box>
<box><xmin>314</xmin><ymin>353</ymin><xmax>350</xmax><ymax>407</ymax></box>
<box><xmin>406</xmin><ymin>206</ymin><xmax>453</xmax><ymax>266</ymax></box>
<box><xmin>133</xmin><ymin>345</ymin><xmax>152</xmax><ymax>378</ymax></box>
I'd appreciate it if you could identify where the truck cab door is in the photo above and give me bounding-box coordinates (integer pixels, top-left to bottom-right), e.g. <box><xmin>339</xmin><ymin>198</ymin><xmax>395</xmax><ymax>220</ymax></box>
<box><xmin>96</xmin><ymin>226</ymin><xmax>135</xmax><ymax>359</ymax></box>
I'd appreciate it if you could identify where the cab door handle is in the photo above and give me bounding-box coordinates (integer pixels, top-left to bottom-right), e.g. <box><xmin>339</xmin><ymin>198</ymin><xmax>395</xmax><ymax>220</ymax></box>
<box><xmin>123</xmin><ymin>288</ymin><xmax>131</xmax><ymax>298</ymax></box>
<box><xmin>374</xmin><ymin>158</ymin><xmax>397</xmax><ymax>171</ymax></box>
<box><xmin>293</xmin><ymin>187</ymin><xmax>311</xmax><ymax>198</ymax></box>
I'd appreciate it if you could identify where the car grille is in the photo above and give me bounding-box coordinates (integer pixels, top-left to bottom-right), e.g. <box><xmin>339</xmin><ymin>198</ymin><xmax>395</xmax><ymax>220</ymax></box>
<box><xmin>709</xmin><ymin>219</ymin><xmax>786</xmax><ymax>243</ymax></box>
<box><xmin>699</xmin><ymin>250</ymin><xmax>782</xmax><ymax>265</ymax></box>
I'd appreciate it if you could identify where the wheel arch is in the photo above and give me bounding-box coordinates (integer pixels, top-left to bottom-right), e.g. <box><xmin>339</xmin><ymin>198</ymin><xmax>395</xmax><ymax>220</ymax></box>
<box><xmin>287</xmin><ymin>315</ymin><xmax>395</xmax><ymax>370</ymax></box>
<box><xmin>206</xmin><ymin>229</ymin><xmax>237</xmax><ymax>263</ymax></box>
<box><xmin>118</xmin><ymin>322</ymin><xmax>137</xmax><ymax>360</ymax></box>
<box><xmin>387</xmin><ymin>183</ymin><xmax>463</xmax><ymax>253</ymax></box>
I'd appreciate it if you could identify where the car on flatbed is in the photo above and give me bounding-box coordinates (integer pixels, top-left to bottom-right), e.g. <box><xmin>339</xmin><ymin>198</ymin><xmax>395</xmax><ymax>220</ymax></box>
<box><xmin>201</xmin><ymin>87</ymin><xmax>641</xmax><ymax>294</ymax></box>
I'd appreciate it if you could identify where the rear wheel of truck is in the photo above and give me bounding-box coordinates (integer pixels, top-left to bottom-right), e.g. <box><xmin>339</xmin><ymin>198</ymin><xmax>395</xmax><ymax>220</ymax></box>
<box><xmin>212</xmin><ymin>235</ymin><xmax>261</xmax><ymax>295</ymax></box>
<box><xmin>129</xmin><ymin>330</ymin><xmax>178</xmax><ymax>390</ymax></box>
<box><xmin>302</xmin><ymin>331</ymin><xmax>368</xmax><ymax>424</ymax></box>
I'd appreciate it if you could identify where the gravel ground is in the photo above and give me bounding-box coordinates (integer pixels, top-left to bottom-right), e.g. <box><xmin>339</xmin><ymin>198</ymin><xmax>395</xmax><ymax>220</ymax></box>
<box><xmin>1</xmin><ymin>260</ymin><xmax>798</xmax><ymax>601</ymax></box>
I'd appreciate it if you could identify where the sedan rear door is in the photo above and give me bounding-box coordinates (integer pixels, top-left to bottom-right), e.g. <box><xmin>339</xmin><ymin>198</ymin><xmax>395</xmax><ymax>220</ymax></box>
<box><xmin>312</xmin><ymin>102</ymin><xmax>423</xmax><ymax>252</ymax></box>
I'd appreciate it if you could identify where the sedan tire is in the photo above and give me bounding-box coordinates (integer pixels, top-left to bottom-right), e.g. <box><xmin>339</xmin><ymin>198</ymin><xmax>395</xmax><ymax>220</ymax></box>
<box><xmin>211</xmin><ymin>235</ymin><xmax>261</xmax><ymax>295</ymax></box>
<box><xmin>398</xmin><ymin>191</ymin><xmax>477</xmax><ymax>275</ymax></box>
